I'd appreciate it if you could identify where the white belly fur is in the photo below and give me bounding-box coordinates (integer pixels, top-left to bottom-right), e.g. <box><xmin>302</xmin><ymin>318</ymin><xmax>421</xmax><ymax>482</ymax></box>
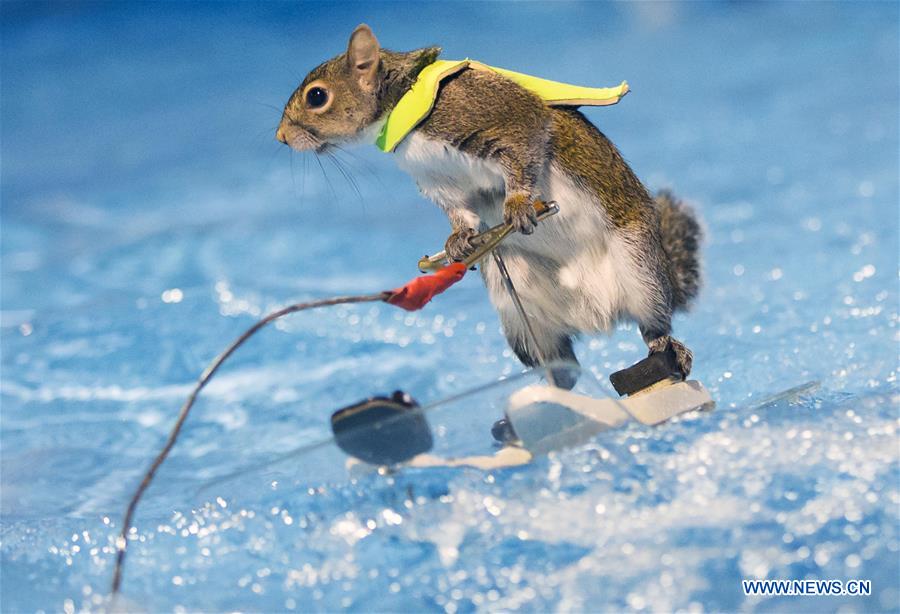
<box><xmin>394</xmin><ymin>133</ymin><xmax>656</xmax><ymax>342</ymax></box>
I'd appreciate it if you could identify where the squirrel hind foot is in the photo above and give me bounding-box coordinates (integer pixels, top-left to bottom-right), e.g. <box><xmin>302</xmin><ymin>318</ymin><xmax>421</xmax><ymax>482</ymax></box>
<box><xmin>509</xmin><ymin>331</ymin><xmax>580</xmax><ymax>390</ymax></box>
<box><xmin>646</xmin><ymin>335</ymin><xmax>693</xmax><ymax>378</ymax></box>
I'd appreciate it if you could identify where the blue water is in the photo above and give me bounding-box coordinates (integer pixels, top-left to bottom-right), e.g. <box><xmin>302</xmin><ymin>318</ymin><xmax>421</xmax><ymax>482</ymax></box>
<box><xmin>2</xmin><ymin>2</ymin><xmax>898</xmax><ymax>612</ymax></box>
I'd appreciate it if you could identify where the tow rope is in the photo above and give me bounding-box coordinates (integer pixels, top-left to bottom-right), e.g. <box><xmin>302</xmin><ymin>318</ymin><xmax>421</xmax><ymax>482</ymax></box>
<box><xmin>111</xmin><ymin>203</ymin><xmax>559</xmax><ymax>597</ymax></box>
<box><xmin>109</xmin><ymin>262</ymin><xmax>470</xmax><ymax>594</ymax></box>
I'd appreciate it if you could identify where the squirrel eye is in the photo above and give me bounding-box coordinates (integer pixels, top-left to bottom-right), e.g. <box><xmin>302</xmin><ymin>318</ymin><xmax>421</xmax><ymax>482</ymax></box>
<box><xmin>305</xmin><ymin>87</ymin><xmax>329</xmax><ymax>109</ymax></box>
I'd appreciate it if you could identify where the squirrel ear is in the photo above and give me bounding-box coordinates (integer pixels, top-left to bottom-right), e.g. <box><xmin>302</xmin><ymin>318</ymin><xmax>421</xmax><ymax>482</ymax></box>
<box><xmin>347</xmin><ymin>24</ymin><xmax>380</xmax><ymax>92</ymax></box>
<box><xmin>412</xmin><ymin>46</ymin><xmax>441</xmax><ymax>67</ymax></box>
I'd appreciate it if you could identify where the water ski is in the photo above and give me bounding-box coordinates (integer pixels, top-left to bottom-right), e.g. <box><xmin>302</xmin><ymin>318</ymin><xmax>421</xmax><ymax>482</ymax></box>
<box><xmin>338</xmin><ymin>367</ymin><xmax>714</xmax><ymax>473</ymax></box>
<box><xmin>198</xmin><ymin>374</ymin><xmax>823</xmax><ymax>490</ymax></box>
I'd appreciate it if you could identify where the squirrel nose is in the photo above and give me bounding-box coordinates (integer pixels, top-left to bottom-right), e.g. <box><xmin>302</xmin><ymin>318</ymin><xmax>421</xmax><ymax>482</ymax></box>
<box><xmin>275</xmin><ymin>126</ymin><xmax>288</xmax><ymax>144</ymax></box>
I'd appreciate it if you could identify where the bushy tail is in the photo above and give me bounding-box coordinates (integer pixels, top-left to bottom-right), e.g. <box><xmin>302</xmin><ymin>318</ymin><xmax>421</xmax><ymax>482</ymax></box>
<box><xmin>654</xmin><ymin>190</ymin><xmax>702</xmax><ymax>311</ymax></box>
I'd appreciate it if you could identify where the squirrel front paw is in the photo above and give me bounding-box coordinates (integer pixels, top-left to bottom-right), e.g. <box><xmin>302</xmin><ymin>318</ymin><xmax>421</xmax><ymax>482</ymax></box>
<box><xmin>445</xmin><ymin>227</ymin><xmax>478</xmax><ymax>261</ymax></box>
<box><xmin>503</xmin><ymin>193</ymin><xmax>540</xmax><ymax>235</ymax></box>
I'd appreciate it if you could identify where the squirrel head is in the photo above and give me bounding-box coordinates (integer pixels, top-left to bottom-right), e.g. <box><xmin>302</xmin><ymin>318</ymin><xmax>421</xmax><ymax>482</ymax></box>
<box><xmin>277</xmin><ymin>24</ymin><xmax>440</xmax><ymax>152</ymax></box>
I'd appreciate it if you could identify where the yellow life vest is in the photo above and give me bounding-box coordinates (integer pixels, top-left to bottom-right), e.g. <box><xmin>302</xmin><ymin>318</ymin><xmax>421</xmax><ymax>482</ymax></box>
<box><xmin>375</xmin><ymin>59</ymin><xmax>629</xmax><ymax>152</ymax></box>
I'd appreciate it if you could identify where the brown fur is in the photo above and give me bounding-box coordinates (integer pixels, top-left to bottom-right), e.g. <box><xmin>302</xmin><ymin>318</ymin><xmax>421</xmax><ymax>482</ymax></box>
<box><xmin>278</xmin><ymin>25</ymin><xmax>704</xmax><ymax>381</ymax></box>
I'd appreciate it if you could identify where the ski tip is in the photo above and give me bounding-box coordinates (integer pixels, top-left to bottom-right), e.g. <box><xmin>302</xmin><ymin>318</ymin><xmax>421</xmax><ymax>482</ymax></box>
<box><xmin>749</xmin><ymin>380</ymin><xmax>821</xmax><ymax>411</ymax></box>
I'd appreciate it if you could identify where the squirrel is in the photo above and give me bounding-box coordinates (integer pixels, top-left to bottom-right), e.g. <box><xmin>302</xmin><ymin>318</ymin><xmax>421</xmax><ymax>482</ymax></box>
<box><xmin>276</xmin><ymin>24</ymin><xmax>702</xmax><ymax>390</ymax></box>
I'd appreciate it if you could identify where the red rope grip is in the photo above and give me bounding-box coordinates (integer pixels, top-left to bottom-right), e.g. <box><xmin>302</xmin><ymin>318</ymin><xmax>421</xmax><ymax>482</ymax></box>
<box><xmin>385</xmin><ymin>262</ymin><xmax>468</xmax><ymax>311</ymax></box>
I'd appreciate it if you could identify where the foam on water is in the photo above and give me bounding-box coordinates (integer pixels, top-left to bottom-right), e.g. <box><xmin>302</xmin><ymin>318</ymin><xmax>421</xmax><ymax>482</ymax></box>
<box><xmin>1</xmin><ymin>3</ymin><xmax>897</xmax><ymax>612</ymax></box>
